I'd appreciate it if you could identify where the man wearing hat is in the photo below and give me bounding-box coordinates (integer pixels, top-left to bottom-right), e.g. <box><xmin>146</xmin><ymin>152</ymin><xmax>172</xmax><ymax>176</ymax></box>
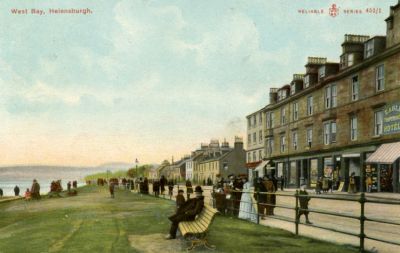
<box><xmin>297</xmin><ymin>184</ymin><xmax>312</xmax><ymax>224</ymax></box>
<box><xmin>166</xmin><ymin>185</ymin><xmax>205</xmax><ymax>239</ymax></box>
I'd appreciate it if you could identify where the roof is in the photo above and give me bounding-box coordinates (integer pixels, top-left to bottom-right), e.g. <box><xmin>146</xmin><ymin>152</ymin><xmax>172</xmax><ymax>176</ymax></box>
<box><xmin>366</xmin><ymin>142</ymin><xmax>400</xmax><ymax>164</ymax></box>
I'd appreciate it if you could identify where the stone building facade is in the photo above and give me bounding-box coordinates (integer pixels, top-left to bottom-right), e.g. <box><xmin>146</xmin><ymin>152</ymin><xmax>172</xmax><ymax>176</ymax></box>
<box><xmin>246</xmin><ymin>109</ymin><xmax>265</xmax><ymax>164</ymax></box>
<box><xmin>261</xmin><ymin>2</ymin><xmax>400</xmax><ymax>192</ymax></box>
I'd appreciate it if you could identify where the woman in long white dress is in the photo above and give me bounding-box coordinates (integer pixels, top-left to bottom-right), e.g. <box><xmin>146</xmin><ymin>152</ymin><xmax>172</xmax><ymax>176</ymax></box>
<box><xmin>238</xmin><ymin>178</ymin><xmax>257</xmax><ymax>222</ymax></box>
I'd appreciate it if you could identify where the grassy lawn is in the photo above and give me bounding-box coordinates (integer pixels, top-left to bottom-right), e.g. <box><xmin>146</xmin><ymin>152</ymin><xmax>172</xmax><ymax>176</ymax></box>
<box><xmin>0</xmin><ymin>186</ymin><xmax>359</xmax><ymax>253</ymax></box>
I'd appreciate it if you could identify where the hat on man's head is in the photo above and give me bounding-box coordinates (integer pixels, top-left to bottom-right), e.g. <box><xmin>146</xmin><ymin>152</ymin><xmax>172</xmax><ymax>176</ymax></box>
<box><xmin>194</xmin><ymin>186</ymin><xmax>203</xmax><ymax>193</ymax></box>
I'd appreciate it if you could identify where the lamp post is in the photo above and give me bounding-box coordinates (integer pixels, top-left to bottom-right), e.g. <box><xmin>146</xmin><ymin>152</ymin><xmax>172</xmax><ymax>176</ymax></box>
<box><xmin>135</xmin><ymin>158</ymin><xmax>139</xmax><ymax>178</ymax></box>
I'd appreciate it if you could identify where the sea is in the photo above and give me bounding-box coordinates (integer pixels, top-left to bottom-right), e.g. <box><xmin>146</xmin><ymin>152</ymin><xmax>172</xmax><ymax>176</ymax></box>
<box><xmin>0</xmin><ymin>165</ymin><xmax>129</xmax><ymax>196</ymax></box>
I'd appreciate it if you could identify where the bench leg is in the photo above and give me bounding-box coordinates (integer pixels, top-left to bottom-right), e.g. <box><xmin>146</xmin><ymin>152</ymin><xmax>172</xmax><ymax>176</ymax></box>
<box><xmin>186</xmin><ymin>238</ymin><xmax>216</xmax><ymax>251</ymax></box>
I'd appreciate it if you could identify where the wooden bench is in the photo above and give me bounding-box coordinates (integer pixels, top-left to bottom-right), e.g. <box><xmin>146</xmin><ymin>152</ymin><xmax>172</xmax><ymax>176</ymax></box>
<box><xmin>179</xmin><ymin>205</ymin><xmax>219</xmax><ymax>251</ymax></box>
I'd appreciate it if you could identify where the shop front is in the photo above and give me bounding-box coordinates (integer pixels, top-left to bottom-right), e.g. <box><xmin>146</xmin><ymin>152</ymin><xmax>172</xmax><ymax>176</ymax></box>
<box><xmin>366</xmin><ymin>142</ymin><xmax>400</xmax><ymax>193</ymax></box>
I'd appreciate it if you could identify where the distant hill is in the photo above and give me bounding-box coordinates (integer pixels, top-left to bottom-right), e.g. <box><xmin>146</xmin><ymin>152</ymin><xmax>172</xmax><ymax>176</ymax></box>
<box><xmin>95</xmin><ymin>162</ymin><xmax>135</xmax><ymax>170</ymax></box>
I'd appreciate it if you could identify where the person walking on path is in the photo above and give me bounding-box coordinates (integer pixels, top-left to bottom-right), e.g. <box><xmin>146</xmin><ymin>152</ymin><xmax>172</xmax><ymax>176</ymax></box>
<box><xmin>109</xmin><ymin>182</ymin><xmax>115</xmax><ymax>198</ymax></box>
<box><xmin>160</xmin><ymin>175</ymin><xmax>167</xmax><ymax>195</ymax></box>
<box><xmin>67</xmin><ymin>181</ymin><xmax>72</xmax><ymax>192</ymax></box>
<box><xmin>168</xmin><ymin>179</ymin><xmax>174</xmax><ymax>198</ymax></box>
<box><xmin>185</xmin><ymin>180</ymin><xmax>193</xmax><ymax>199</ymax></box>
<box><xmin>298</xmin><ymin>185</ymin><xmax>312</xmax><ymax>224</ymax></box>
<box><xmin>0</xmin><ymin>188</ymin><xmax>3</xmax><ymax>198</ymax></box>
<box><xmin>265</xmin><ymin>176</ymin><xmax>276</xmax><ymax>216</ymax></box>
<box><xmin>348</xmin><ymin>172</ymin><xmax>356</xmax><ymax>193</ymax></box>
<box><xmin>14</xmin><ymin>185</ymin><xmax>20</xmax><ymax>196</ymax></box>
<box><xmin>366</xmin><ymin>175</ymin><xmax>373</xmax><ymax>193</ymax></box>
<box><xmin>166</xmin><ymin>186</ymin><xmax>204</xmax><ymax>239</ymax></box>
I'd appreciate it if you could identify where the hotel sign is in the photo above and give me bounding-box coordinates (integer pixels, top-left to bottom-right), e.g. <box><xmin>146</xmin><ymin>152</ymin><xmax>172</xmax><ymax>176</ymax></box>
<box><xmin>383</xmin><ymin>102</ymin><xmax>400</xmax><ymax>135</ymax></box>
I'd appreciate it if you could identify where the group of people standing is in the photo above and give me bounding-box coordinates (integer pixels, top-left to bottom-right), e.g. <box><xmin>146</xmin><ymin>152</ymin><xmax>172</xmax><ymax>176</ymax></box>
<box><xmin>211</xmin><ymin>174</ymin><xmax>278</xmax><ymax>222</ymax></box>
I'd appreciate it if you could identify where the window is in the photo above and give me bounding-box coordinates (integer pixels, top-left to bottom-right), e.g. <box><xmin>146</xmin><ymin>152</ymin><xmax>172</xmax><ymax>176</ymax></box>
<box><xmin>253</xmin><ymin>132</ymin><xmax>256</xmax><ymax>143</ymax></box>
<box><xmin>291</xmin><ymin>83</ymin><xmax>295</xmax><ymax>95</ymax></box>
<box><xmin>259</xmin><ymin>113</ymin><xmax>262</xmax><ymax>125</ymax></box>
<box><xmin>365</xmin><ymin>40</ymin><xmax>374</xmax><ymax>58</ymax></box>
<box><xmin>292</xmin><ymin>132</ymin><xmax>298</xmax><ymax>150</ymax></box>
<box><xmin>280</xmin><ymin>136</ymin><xmax>286</xmax><ymax>153</ymax></box>
<box><xmin>307</xmin><ymin>96</ymin><xmax>313</xmax><ymax>115</ymax></box>
<box><xmin>325</xmin><ymin>84</ymin><xmax>337</xmax><ymax>109</ymax></box>
<box><xmin>306</xmin><ymin>128</ymin><xmax>313</xmax><ymax>147</ymax></box>
<box><xmin>281</xmin><ymin>107</ymin><xmax>286</xmax><ymax>125</ymax></box>
<box><xmin>253</xmin><ymin>152</ymin><xmax>256</xmax><ymax>162</ymax></box>
<box><xmin>348</xmin><ymin>53</ymin><xmax>354</xmax><ymax>67</ymax></box>
<box><xmin>376</xmin><ymin>65</ymin><xmax>385</xmax><ymax>91</ymax></box>
<box><xmin>259</xmin><ymin>130</ymin><xmax>263</xmax><ymax>143</ymax></box>
<box><xmin>248</xmin><ymin>134</ymin><xmax>251</xmax><ymax>145</ymax></box>
<box><xmin>350</xmin><ymin>116</ymin><xmax>357</xmax><ymax>141</ymax></box>
<box><xmin>304</xmin><ymin>75</ymin><xmax>310</xmax><ymax>88</ymax></box>
<box><xmin>324</xmin><ymin>121</ymin><xmax>337</xmax><ymax>145</ymax></box>
<box><xmin>270</xmin><ymin>112</ymin><xmax>274</xmax><ymax>128</ymax></box>
<box><xmin>259</xmin><ymin>150</ymin><xmax>262</xmax><ymax>160</ymax></box>
<box><xmin>293</xmin><ymin>102</ymin><xmax>299</xmax><ymax>121</ymax></box>
<box><xmin>374</xmin><ymin>110</ymin><xmax>384</xmax><ymax>136</ymax></box>
<box><xmin>266</xmin><ymin>112</ymin><xmax>271</xmax><ymax>129</ymax></box>
<box><xmin>253</xmin><ymin>115</ymin><xmax>256</xmax><ymax>126</ymax></box>
<box><xmin>247</xmin><ymin>153</ymin><xmax>251</xmax><ymax>162</ymax></box>
<box><xmin>267</xmin><ymin>138</ymin><xmax>274</xmax><ymax>156</ymax></box>
<box><xmin>248</xmin><ymin>118</ymin><xmax>251</xmax><ymax>128</ymax></box>
<box><xmin>351</xmin><ymin>75</ymin><xmax>359</xmax><ymax>101</ymax></box>
<box><xmin>319</xmin><ymin>66</ymin><xmax>326</xmax><ymax>79</ymax></box>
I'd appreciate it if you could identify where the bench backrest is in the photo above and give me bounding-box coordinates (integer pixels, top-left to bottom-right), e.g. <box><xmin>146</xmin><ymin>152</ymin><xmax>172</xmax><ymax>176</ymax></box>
<box><xmin>179</xmin><ymin>205</ymin><xmax>219</xmax><ymax>236</ymax></box>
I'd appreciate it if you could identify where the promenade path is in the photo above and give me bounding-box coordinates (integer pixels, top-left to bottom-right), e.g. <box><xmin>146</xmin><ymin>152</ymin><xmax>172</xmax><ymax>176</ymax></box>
<box><xmin>0</xmin><ymin>185</ymin><xmax>358</xmax><ymax>253</ymax></box>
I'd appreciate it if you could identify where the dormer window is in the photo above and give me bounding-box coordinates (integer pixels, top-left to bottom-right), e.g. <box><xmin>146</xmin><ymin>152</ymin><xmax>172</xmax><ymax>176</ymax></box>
<box><xmin>319</xmin><ymin>66</ymin><xmax>326</xmax><ymax>79</ymax></box>
<box><xmin>290</xmin><ymin>83</ymin><xmax>295</xmax><ymax>95</ymax></box>
<box><xmin>348</xmin><ymin>53</ymin><xmax>354</xmax><ymax>66</ymax></box>
<box><xmin>304</xmin><ymin>75</ymin><xmax>310</xmax><ymax>88</ymax></box>
<box><xmin>365</xmin><ymin>40</ymin><xmax>374</xmax><ymax>58</ymax></box>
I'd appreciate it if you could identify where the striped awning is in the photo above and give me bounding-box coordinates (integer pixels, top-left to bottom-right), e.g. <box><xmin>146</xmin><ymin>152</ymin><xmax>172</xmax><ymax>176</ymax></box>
<box><xmin>366</xmin><ymin>142</ymin><xmax>400</xmax><ymax>164</ymax></box>
<box><xmin>255</xmin><ymin>160</ymin><xmax>270</xmax><ymax>172</ymax></box>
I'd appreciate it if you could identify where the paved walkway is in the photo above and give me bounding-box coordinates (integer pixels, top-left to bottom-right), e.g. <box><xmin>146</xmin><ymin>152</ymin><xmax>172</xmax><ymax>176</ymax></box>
<box><xmin>0</xmin><ymin>196</ymin><xmax>22</xmax><ymax>203</ymax></box>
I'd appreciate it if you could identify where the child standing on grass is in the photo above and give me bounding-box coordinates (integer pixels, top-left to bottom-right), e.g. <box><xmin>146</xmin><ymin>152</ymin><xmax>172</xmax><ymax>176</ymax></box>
<box><xmin>176</xmin><ymin>189</ymin><xmax>185</xmax><ymax>211</ymax></box>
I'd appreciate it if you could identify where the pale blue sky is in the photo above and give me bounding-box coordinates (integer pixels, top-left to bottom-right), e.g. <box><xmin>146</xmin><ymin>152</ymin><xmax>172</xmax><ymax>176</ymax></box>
<box><xmin>0</xmin><ymin>0</ymin><xmax>396</xmax><ymax>166</ymax></box>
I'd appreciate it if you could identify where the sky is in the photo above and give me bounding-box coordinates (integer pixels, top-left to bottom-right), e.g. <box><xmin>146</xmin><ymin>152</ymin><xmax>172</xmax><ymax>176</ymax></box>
<box><xmin>0</xmin><ymin>0</ymin><xmax>397</xmax><ymax>166</ymax></box>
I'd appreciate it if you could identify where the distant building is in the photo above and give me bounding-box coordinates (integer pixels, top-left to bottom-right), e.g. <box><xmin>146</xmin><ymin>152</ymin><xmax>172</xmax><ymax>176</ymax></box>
<box><xmin>197</xmin><ymin>137</ymin><xmax>246</xmax><ymax>184</ymax></box>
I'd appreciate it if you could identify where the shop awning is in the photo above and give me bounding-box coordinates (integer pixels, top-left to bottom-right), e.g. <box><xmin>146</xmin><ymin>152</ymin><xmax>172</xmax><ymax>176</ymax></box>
<box><xmin>366</xmin><ymin>142</ymin><xmax>400</xmax><ymax>164</ymax></box>
<box><xmin>254</xmin><ymin>160</ymin><xmax>269</xmax><ymax>172</ymax></box>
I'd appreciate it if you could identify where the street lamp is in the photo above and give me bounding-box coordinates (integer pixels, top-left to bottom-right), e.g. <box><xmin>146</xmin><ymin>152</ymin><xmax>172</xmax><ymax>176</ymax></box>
<box><xmin>135</xmin><ymin>158</ymin><xmax>139</xmax><ymax>177</ymax></box>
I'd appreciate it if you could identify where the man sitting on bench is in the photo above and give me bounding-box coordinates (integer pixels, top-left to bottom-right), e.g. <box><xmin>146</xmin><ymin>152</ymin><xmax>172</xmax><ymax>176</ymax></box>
<box><xmin>166</xmin><ymin>185</ymin><xmax>205</xmax><ymax>239</ymax></box>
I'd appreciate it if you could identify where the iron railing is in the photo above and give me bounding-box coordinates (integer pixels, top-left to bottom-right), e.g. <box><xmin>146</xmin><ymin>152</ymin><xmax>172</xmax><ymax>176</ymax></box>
<box><xmin>140</xmin><ymin>183</ymin><xmax>400</xmax><ymax>252</ymax></box>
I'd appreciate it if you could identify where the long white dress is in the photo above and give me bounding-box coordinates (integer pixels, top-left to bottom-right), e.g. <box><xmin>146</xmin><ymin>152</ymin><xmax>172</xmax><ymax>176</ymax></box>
<box><xmin>238</xmin><ymin>182</ymin><xmax>257</xmax><ymax>222</ymax></box>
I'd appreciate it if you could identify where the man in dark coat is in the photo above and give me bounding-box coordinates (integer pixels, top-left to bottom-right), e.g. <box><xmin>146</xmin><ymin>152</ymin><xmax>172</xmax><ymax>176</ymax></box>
<box><xmin>14</xmin><ymin>185</ymin><xmax>20</xmax><ymax>196</ymax></box>
<box><xmin>232</xmin><ymin>177</ymin><xmax>243</xmax><ymax>217</ymax></box>
<box><xmin>298</xmin><ymin>185</ymin><xmax>312</xmax><ymax>224</ymax></box>
<box><xmin>166</xmin><ymin>186</ymin><xmax>204</xmax><ymax>239</ymax></box>
<box><xmin>67</xmin><ymin>181</ymin><xmax>72</xmax><ymax>192</ymax></box>
<box><xmin>254</xmin><ymin>177</ymin><xmax>268</xmax><ymax>219</ymax></box>
<box><xmin>168</xmin><ymin>179</ymin><xmax>174</xmax><ymax>197</ymax></box>
<box><xmin>0</xmin><ymin>188</ymin><xmax>3</xmax><ymax>197</ymax></box>
<box><xmin>31</xmin><ymin>179</ymin><xmax>41</xmax><ymax>199</ymax></box>
<box><xmin>160</xmin><ymin>175</ymin><xmax>167</xmax><ymax>194</ymax></box>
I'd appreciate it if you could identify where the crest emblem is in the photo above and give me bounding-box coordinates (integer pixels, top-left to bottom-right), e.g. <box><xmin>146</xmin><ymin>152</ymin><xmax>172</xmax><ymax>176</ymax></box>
<box><xmin>329</xmin><ymin>4</ymin><xmax>339</xmax><ymax>17</ymax></box>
